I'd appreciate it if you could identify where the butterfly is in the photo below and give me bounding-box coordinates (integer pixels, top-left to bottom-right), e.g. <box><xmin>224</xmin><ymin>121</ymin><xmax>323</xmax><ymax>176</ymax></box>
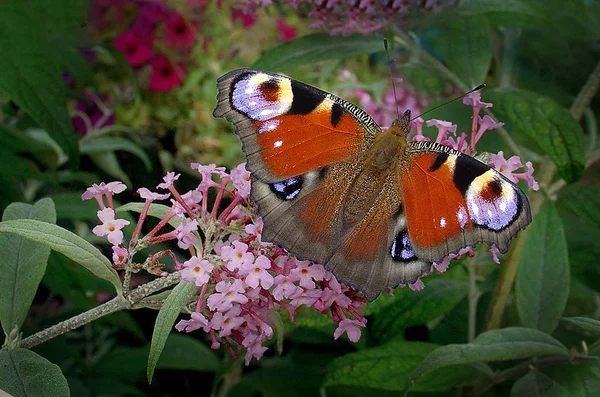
<box><xmin>213</xmin><ymin>68</ymin><xmax>532</xmax><ymax>299</ymax></box>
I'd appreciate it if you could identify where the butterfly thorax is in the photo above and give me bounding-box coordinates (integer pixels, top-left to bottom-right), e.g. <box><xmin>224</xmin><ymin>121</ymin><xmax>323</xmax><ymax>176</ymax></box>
<box><xmin>342</xmin><ymin>130</ymin><xmax>406</xmax><ymax>226</ymax></box>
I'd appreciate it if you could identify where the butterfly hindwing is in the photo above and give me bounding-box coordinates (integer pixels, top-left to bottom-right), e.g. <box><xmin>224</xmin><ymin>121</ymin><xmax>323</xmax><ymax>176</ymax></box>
<box><xmin>213</xmin><ymin>68</ymin><xmax>380</xmax><ymax>183</ymax></box>
<box><xmin>400</xmin><ymin>141</ymin><xmax>532</xmax><ymax>262</ymax></box>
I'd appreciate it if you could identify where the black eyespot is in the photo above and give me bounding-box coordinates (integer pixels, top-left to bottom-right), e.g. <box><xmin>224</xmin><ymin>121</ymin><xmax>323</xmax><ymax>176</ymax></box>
<box><xmin>269</xmin><ymin>176</ymin><xmax>303</xmax><ymax>201</ymax></box>
<box><xmin>391</xmin><ymin>230</ymin><xmax>417</xmax><ymax>262</ymax></box>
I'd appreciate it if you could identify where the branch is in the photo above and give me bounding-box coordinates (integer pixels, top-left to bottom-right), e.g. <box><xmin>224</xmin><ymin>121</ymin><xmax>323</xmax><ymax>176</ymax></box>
<box><xmin>20</xmin><ymin>271</ymin><xmax>182</xmax><ymax>349</ymax></box>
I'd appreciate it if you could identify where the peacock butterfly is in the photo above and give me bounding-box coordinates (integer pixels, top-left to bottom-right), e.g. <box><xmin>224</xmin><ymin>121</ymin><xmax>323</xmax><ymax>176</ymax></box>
<box><xmin>213</xmin><ymin>69</ymin><xmax>532</xmax><ymax>299</ymax></box>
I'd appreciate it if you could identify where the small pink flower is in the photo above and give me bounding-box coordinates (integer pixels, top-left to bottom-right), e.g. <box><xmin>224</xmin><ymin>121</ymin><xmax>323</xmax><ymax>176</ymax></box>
<box><xmin>231</xmin><ymin>9</ymin><xmax>256</xmax><ymax>28</ymax></box>
<box><xmin>241</xmin><ymin>255</ymin><xmax>274</xmax><ymax>289</ymax></box>
<box><xmin>221</xmin><ymin>241</ymin><xmax>254</xmax><ymax>272</ymax></box>
<box><xmin>426</xmin><ymin>119</ymin><xmax>457</xmax><ymax>143</ymax></box>
<box><xmin>92</xmin><ymin>208</ymin><xmax>130</xmax><ymax>245</ymax></box>
<box><xmin>112</xmin><ymin>246</ymin><xmax>128</xmax><ymax>265</ymax></box>
<box><xmin>149</xmin><ymin>55</ymin><xmax>185</xmax><ymax>92</ymax></box>
<box><xmin>409</xmin><ymin>279</ymin><xmax>425</xmax><ymax>291</ymax></box>
<box><xmin>137</xmin><ymin>187</ymin><xmax>170</xmax><ymax>201</ymax></box>
<box><xmin>272</xmin><ymin>275</ymin><xmax>303</xmax><ymax>300</ymax></box>
<box><xmin>181</xmin><ymin>256</ymin><xmax>213</xmax><ymax>287</ymax></box>
<box><xmin>231</xmin><ymin>163</ymin><xmax>251</xmax><ymax>198</ymax></box>
<box><xmin>164</xmin><ymin>12</ymin><xmax>198</xmax><ymax>48</ymax></box>
<box><xmin>176</xmin><ymin>312</ymin><xmax>211</xmax><ymax>333</ymax></box>
<box><xmin>521</xmin><ymin>162</ymin><xmax>540</xmax><ymax>191</ymax></box>
<box><xmin>81</xmin><ymin>183</ymin><xmax>105</xmax><ymax>202</ymax></box>
<box><xmin>157</xmin><ymin>172</ymin><xmax>180</xmax><ymax>189</ymax></box>
<box><xmin>175</xmin><ymin>218</ymin><xmax>198</xmax><ymax>249</ymax></box>
<box><xmin>243</xmin><ymin>333</ymin><xmax>268</xmax><ymax>365</ymax></box>
<box><xmin>245</xmin><ymin>218</ymin><xmax>268</xmax><ymax>244</ymax></box>
<box><xmin>289</xmin><ymin>289</ymin><xmax>322</xmax><ymax>308</ymax></box>
<box><xmin>211</xmin><ymin>305</ymin><xmax>245</xmax><ymax>337</ymax></box>
<box><xmin>113</xmin><ymin>30</ymin><xmax>153</xmax><ymax>67</ymax></box>
<box><xmin>207</xmin><ymin>279</ymin><xmax>249</xmax><ymax>312</ymax></box>
<box><xmin>289</xmin><ymin>261</ymin><xmax>326</xmax><ymax>289</ymax></box>
<box><xmin>333</xmin><ymin>319</ymin><xmax>365</xmax><ymax>342</ymax></box>
<box><xmin>191</xmin><ymin>163</ymin><xmax>228</xmax><ymax>184</ymax></box>
<box><xmin>489</xmin><ymin>151</ymin><xmax>524</xmax><ymax>183</ymax></box>
<box><xmin>463</xmin><ymin>92</ymin><xmax>492</xmax><ymax>109</ymax></box>
<box><xmin>490</xmin><ymin>245</ymin><xmax>501</xmax><ymax>264</ymax></box>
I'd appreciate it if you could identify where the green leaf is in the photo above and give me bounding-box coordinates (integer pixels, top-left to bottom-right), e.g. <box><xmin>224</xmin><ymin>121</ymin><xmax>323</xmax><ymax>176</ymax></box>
<box><xmin>439</xmin><ymin>15</ymin><xmax>492</xmax><ymax>86</ymax></box>
<box><xmin>0</xmin><ymin>199</ymin><xmax>55</xmax><ymax>339</ymax></box>
<box><xmin>80</xmin><ymin>137</ymin><xmax>152</xmax><ymax>171</ymax></box>
<box><xmin>512</xmin><ymin>370</ymin><xmax>571</xmax><ymax>397</ymax></box>
<box><xmin>252</xmin><ymin>33</ymin><xmax>382</xmax><ymax>70</ymax></box>
<box><xmin>407</xmin><ymin>327</ymin><xmax>568</xmax><ymax>387</ymax></box>
<box><xmin>516</xmin><ymin>200</ymin><xmax>570</xmax><ymax>334</ymax></box>
<box><xmin>325</xmin><ymin>341</ymin><xmax>491</xmax><ymax>392</ymax></box>
<box><xmin>147</xmin><ymin>280</ymin><xmax>197</xmax><ymax>383</ymax></box>
<box><xmin>0</xmin><ymin>219</ymin><xmax>122</xmax><ymax>294</ymax></box>
<box><xmin>561</xmin><ymin>317</ymin><xmax>600</xmax><ymax>337</ymax></box>
<box><xmin>0</xmin><ymin>347</ymin><xmax>70</xmax><ymax>397</ymax></box>
<box><xmin>462</xmin><ymin>0</ymin><xmax>598</xmax><ymax>40</ymax></box>
<box><xmin>52</xmin><ymin>192</ymin><xmax>103</xmax><ymax>221</ymax></box>
<box><xmin>88</xmin><ymin>151</ymin><xmax>132</xmax><ymax>187</ymax></box>
<box><xmin>0</xmin><ymin>146</ymin><xmax>40</xmax><ymax>178</ymax></box>
<box><xmin>0</xmin><ymin>0</ymin><xmax>79</xmax><ymax>167</ymax></box>
<box><xmin>94</xmin><ymin>333</ymin><xmax>218</xmax><ymax>379</ymax></box>
<box><xmin>485</xmin><ymin>88</ymin><xmax>585</xmax><ymax>183</ymax></box>
<box><xmin>369</xmin><ymin>279</ymin><xmax>469</xmax><ymax>340</ymax></box>
<box><xmin>544</xmin><ymin>360</ymin><xmax>600</xmax><ymax>397</ymax></box>
<box><xmin>558</xmin><ymin>185</ymin><xmax>600</xmax><ymax>230</ymax></box>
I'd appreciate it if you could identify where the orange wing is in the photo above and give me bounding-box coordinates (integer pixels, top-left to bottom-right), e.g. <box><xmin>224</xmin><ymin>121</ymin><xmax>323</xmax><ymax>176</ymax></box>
<box><xmin>400</xmin><ymin>142</ymin><xmax>532</xmax><ymax>262</ymax></box>
<box><xmin>213</xmin><ymin>69</ymin><xmax>380</xmax><ymax>183</ymax></box>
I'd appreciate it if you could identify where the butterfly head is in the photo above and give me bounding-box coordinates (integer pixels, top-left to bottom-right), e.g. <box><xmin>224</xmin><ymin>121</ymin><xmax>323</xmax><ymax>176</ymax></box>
<box><xmin>389</xmin><ymin>109</ymin><xmax>411</xmax><ymax>138</ymax></box>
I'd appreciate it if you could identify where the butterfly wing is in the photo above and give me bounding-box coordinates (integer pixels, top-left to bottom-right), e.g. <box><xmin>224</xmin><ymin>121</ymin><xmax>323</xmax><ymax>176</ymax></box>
<box><xmin>213</xmin><ymin>68</ymin><xmax>380</xmax><ymax>183</ymax></box>
<box><xmin>400</xmin><ymin>141</ymin><xmax>532</xmax><ymax>262</ymax></box>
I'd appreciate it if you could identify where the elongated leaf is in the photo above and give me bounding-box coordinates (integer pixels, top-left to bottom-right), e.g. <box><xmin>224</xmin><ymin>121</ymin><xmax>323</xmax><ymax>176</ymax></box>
<box><xmin>0</xmin><ymin>348</ymin><xmax>70</xmax><ymax>397</ymax></box>
<box><xmin>80</xmin><ymin>137</ymin><xmax>152</xmax><ymax>171</ymax></box>
<box><xmin>369</xmin><ymin>279</ymin><xmax>469</xmax><ymax>340</ymax></box>
<box><xmin>0</xmin><ymin>0</ymin><xmax>79</xmax><ymax>167</ymax></box>
<box><xmin>544</xmin><ymin>360</ymin><xmax>600</xmax><ymax>397</ymax></box>
<box><xmin>407</xmin><ymin>327</ymin><xmax>568</xmax><ymax>386</ymax></box>
<box><xmin>512</xmin><ymin>370</ymin><xmax>570</xmax><ymax>397</ymax></box>
<box><xmin>439</xmin><ymin>15</ymin><xmax>492</xmax><ymax>86</ymax></box>
<box><xmin>558</xmin><ymin>185</ymin><xmax>600</xmax><ymax>230</ymax></box>
<box><xmin>516</xmin><ymin>200</ymin><xmax>569</xmax><ymax>334</ymax></box>
<box><xmin>0</xmin><ymin>219</ymin><xmax>121</xmax><ymax>293</ymax></box>
<box><xmin>252</xmin><ymin>33</ymin><xmax>382</xmax><ymax>70</ymax></box>
<box><xmin>147</xmin><ymin>280</ymin><xmax>197</xmax><ymax>383</ymax></box>
<box><xmin>562</xmin><ymin>317</ymin><xmax>600</xmax><ymax>337</ymax></box>
<box><xmin>89</xmin><ymin>151</ymin><xmax>132</xmax><ymax>187</ymax></box>
<box><xmin>0</xmin><ymin>199</ymin><xmax>55</xmax><ymax>339</ymax></box>
<box><xmin>485</xmin><ymin>88</ymin><xmax>585</xmax><ymax>183</ymax></box>
<box><xmin>325</xmin><ymin>341</ymin><xmax>491</xmax><ymax>392</ymax></box>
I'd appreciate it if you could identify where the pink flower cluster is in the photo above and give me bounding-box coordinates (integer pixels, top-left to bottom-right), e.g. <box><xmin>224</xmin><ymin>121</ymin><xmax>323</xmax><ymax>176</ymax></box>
<box><xmin>237</xmin><ymin>0</ymin><xmax>456</xmax><ymax>34</ymax></box>
<box><xmin>340</xmin><ymin>69</ymin><xmax>428</xmax><ymax>128</ymax></box>
<box><xmin>83</xmin><ymin>163</ymin><xmax>366</xmax><ymax>365</ymax></box>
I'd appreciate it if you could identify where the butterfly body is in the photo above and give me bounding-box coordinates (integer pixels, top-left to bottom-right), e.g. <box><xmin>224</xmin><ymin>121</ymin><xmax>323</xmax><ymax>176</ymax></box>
<box><xmin>214</xmin><ymin>68</ymin><xmax>531</xmax><ymax>299</ymax></box>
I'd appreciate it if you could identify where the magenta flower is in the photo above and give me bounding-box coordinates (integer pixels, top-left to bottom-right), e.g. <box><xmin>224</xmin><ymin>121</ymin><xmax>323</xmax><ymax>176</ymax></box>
<box><xmin>231</xmin><ymin>8</ymin><xmax>256</xmax><ymax>28</ymax></box>
<box><xmin>113</xmin><ymin>30</ymin><xmax>153</xmax><ymax>67</ymax></box>
<box><xmin>149</xmin><ymin>55</ymin><xmax>185</xmax><ymax>92</ymax></box>
<box><xmin>92</xmin><ymin>208</ymin><xmax>130</xmax><ymax>245</ymax></box>
<box><xmin>181</xmin><ymin>256</ymin><xmax>213</xmax><ymax>287</ymax></box>
<box><xmin>276</xmin><ymin>18</ymin><xmax>297</xmax><ymax>41</ymax></box>
<box><xmin>71</xmin><ymin>92</ymin><xmax>115</xmax><ymax>134</ymax></box>
<box><xmin>164</xmin><ymin>12</ymin><xmax>199</xmax><ymax>48</ymax></box>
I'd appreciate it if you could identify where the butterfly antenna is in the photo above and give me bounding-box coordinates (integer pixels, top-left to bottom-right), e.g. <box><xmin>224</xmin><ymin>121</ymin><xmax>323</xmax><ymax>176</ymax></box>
<box><xmin>383</xmin><ymin>38</ymin><xmax>402</xmax><ymax>120</ymax></box>
<box><xmin>411</xmin><ymin>83</ymin><xmax>486</xmax><ymax>121</ymax></box>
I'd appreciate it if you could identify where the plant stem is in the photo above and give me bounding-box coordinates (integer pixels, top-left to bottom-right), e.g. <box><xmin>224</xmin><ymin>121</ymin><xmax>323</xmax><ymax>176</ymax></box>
<box><xmin>467</xmin><ymin>256</ymin><xmax>480</xmax><ymax>342</ymax></box>
<box><xmin>570</xmin><ymin>60</ymin><xmax>600</xmax><ymax>121</ymax></box>
<box><xmin>20</xmin><ymin>271</ymin><xmax>182</xmax><ymax>349</ymax></box>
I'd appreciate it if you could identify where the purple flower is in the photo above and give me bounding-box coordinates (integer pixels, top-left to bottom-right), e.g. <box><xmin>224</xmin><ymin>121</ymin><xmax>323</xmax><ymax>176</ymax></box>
<box><xmin>463</xmin><ymin>92</ymin><xmax>493</xmax><ymax>109</ymax></box>
<box><xmin>71</xmin><ymin>92</ymin><xmax>115</xmax><ymax>134</ymax></box>
<box><xmin>333</xmin><ymin>319</ymin><xmax>365</xmax><ymax>342</ymax></box>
